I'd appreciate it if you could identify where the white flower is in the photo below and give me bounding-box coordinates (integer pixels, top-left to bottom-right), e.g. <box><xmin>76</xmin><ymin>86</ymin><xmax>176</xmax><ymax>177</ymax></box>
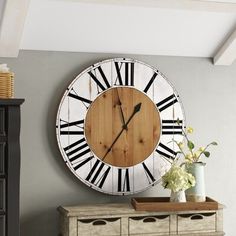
<box><xmin>162</xmin><ymin>164</ymin><xmax>195</xmax><ymax>192</ymax></box>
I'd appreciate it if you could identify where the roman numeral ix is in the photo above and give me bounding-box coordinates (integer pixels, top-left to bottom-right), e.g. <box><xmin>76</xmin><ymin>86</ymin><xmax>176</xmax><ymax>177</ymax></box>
<box><xmin>59</xmin><ymin>119</ymin><xmax>84</xmax><ymax>135</ymax></box>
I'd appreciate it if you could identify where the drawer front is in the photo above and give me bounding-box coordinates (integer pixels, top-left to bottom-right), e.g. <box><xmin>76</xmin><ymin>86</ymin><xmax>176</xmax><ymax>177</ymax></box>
<box><xmin>77</xmin><ymin>217</ymin><xmax>121</xmax><ymax>236</ymax></box>
<box><xmin>0</xmin><ymin>108</ymin><xmax>5</xmax><ymax>136</ymax></box>
<box><xmin>0</xmin><ymin>179</ymin><xmax>5</xmax><ymax>212</ymax></box>
<box><xmin>178</xmin><ymin>212</ymin><xmax>216</xmax><ymax>233</ymax></box>
<box><xmin>0</xmin><ymin>143</ymin><xmax>5</xmax><ymax>175</ymax></box>
<box><xmin>0</xmin><ymin>215</ymin><xmax>5</xmax><ymax>236</ymax></box>
<box><xmin>129</xmin><ymin>215</ymin><xmax>170</xmax><ymax>235</ymax></box>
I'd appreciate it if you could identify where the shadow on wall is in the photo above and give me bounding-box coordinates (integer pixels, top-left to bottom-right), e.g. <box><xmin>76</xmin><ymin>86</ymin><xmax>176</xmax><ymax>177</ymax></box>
<box><xmin>20</xmin><ymin>209</ymin><xmax>60</xmax><ymax>236</ymax></box>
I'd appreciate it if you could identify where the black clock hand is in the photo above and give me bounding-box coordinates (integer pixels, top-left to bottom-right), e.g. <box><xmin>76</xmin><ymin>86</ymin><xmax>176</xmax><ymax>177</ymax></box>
<box><xmin>102</xmin><ymin>102</ymin><xmax>142</xmax><ymax>160</ymax></box>
<box><xmin>116</xmin><ymin>89</ymin><xmax>127</xmax><ymax>130</ymax></box>
<box><xmin>122</xmin><ymin>102</ymin><xmax>141</xmax><ymax>130</ymax></box>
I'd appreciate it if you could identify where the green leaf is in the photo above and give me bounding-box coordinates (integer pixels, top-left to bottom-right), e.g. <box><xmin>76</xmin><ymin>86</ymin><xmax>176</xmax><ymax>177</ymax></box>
<box><xmin>176</xmin><ymin>118</ymin><xmax>181</xmax><ymax>125</ymax></box>
<box><xmin>187</xmin><ymin>140</ymin><xmax>194</xmax><ymax>150</ymax></box>
<box><xmin>211</xmin><ymin>141</ymin><xmax>218</xmax><ymax>145</ymax></box>
<box><xmin>204</xmin><ymin>151</ymin><xmax>210</xmax><ymax>157</ymax></box>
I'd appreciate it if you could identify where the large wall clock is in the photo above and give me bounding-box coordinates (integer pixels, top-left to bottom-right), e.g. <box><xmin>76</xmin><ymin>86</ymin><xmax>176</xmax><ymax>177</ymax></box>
<box><xmin>56</xmin><ymin>58</ymin><xmax>185</xmax><ymax>195</ymax></box>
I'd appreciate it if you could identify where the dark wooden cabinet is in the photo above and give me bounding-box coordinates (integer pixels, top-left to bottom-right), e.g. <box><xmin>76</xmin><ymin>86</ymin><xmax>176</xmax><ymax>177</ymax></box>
<box><xmin>0</xmin><ymin>99</ymin><xmax>24</xmax><ymax>236</ymax></box>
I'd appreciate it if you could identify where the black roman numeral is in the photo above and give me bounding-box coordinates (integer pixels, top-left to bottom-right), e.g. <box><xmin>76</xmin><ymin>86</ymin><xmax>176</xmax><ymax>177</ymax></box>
<box><xmin>114</xmin><ymin>61</ymin><xmax>134</xmax><ymax>86</ymax></box>
<box><xmin>162</xmin><ymin>119</ymin><xmax>183</xmax><ymax>135</ymax></box>
<box><xmin>68</xmin><ymin>88</ymin><xmax>92</xmax><ymax>109</ymax></box>
<box><xmin>142</xmin><ymin>162</ymin><xmax>155</xmax><ymax>184</ymax></box>
<box><xmin>85</xmin><ymin>159</ymin><xmax>111</xmax><ymax>188</ymax></box>
<box><xmin>117</xmin><ymin>168</ymin><xmax>130</xmax><ymax>192</ymax></box>
<box><xmin>143</xmin><ymin>72</ymin><xmax>158</xmax><ymax>93</ymax></box>
<box><xmin>156</xmin><ymin>143</ymin><xmax>177</xmax><ymax>160</ymax></box>
<box><xmin>73</xmin><ymin>156</ymin><xmax>94</xmax><ymax>171</ymax></box>
<box><xmin>88</xmin><ymin>66</ymin><xmax>111</xmax><ymax>92</ymax></box>
<box><xmin>59</xmin><ymin>119</ymin><xmax>84</xmax><ymax>135</ymax></box>
<box><xmin>64</xmin><ymin>138</ymin><xmax>91</xmax><ymax>162</ymax></box>
<box><xmin>156</xmin><ymin>94</ymin><xmax>178</xmax><ymax>112</ymax></box>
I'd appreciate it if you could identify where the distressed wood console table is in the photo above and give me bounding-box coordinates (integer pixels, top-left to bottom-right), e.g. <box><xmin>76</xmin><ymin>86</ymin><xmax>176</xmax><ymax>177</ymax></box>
<box><xmin>58</xmin><ymin>203</ymin><xmax>224</xmax><ymax>236</ymax></box>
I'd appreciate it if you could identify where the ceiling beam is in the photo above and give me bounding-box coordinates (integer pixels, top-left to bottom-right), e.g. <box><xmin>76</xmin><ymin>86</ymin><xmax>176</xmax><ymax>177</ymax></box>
<box><xmin>0</xmin><ymin>0</ymin><xmax>30</xmax><ymax>58</ymax></box>
<box><xmin>213</xmin><ymin>28</ymin><xmax>236</xmax><ymax>65</ymax></box>
<box><xmin>72</xmin><ymin>0</ymin><xmax>236</xmax><ymax>12</ymax></box>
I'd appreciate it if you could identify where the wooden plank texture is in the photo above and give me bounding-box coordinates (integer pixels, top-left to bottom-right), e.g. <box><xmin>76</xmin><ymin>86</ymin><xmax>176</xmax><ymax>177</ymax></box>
<box><xmin>131</xmin><ymin>197</ymin><xmax>219</xmax><ymax>211</ymax></box>
<box><xmin>58</xmin><ymin>203</ymin><xmax>225</xmax><ymax>236</ymax></box>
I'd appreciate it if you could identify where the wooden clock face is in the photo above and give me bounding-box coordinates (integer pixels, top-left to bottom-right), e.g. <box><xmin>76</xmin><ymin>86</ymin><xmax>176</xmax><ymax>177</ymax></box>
<box><xmin>56</xmin><ymin>58</ymin><xmax>185</xmax><ymax>195</ymax></box>
<box><xmin>85</xmin><ymin>87</ymin><xmax>161</xmax><ymax>167</ymax></box>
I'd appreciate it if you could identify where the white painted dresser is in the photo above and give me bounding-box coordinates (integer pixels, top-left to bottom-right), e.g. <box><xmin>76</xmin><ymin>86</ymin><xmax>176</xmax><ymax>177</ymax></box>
<box><xmin>58</xmin><ymin>203</ymin><xmax>224</xmax><ymax>236</ymax></box>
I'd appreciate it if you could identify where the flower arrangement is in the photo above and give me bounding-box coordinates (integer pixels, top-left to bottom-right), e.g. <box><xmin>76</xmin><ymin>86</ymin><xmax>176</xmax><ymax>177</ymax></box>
<box><xmin>174</xmin><ymin>120</ymin><xmax>218</xmax><ymax>164</ymax></box>
<box><xmin>161</xmin><ymin>119</ymin><xmax>218</xmax><ymax>197</ymax></box>
<box><xmin>162</xmin><ymin>164</ymin><xmax>195</xmax><ymax>193</ymax></box>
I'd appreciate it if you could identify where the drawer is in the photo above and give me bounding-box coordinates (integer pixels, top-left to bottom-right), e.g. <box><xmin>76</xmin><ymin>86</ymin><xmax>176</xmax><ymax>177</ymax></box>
<box><xmin>77</xmin><ymin>217</ymin><xmax>121</xmax><ymax>236</ymax></box>
<box><xmin>0</xmin><ymin>215</ymin><xmax>5</xmax><ymax>236</ymax></box>
<box><xmin>178</xmin><ymin>212</ymin><xmax>216</xmax><ymax>233</ymax></box>
<box><xmin>0</xmin><ymin>143</ymin><xmax>5</xmax><ymax>174</ymax></box>
<box><xmin>0</xmin><ymin>179</ymin><xmax>5</xmax><ymax>212</ymax></box>
<box><xmin>0</xmin><ymin>108</ymin><xmax>5</xmax><ymax>136</ymax></box>
<box><xmin>129</xmin><ymin>215</ymin><xmax>170</xmax><ymax>235</ymax></box>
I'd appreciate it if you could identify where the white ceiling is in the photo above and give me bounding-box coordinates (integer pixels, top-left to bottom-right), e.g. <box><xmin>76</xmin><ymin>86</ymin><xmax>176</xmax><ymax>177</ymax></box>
<box><xmin>1</xmin><ymin>0</ymin><xmax>236</xmax><ymax>64</ymax></box>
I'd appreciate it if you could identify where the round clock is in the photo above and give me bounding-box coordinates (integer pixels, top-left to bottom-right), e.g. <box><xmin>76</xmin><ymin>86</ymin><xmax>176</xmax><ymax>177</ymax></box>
<box><xmin>56</xmin><ymin>58</ymin><xmax>185</xmax><ymax>195</ymax></box>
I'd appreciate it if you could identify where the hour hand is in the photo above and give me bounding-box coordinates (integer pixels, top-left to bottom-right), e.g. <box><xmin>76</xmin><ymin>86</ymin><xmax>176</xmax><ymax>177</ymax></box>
<box><xmin>123</xmin><ymin>102</ymin><xmax>142</xmax><ymax>130</ymax></box>
<box><xmin>102</xmin><ymin>102</ymin><xmax>142</xmax><ymax>161</ymax></box>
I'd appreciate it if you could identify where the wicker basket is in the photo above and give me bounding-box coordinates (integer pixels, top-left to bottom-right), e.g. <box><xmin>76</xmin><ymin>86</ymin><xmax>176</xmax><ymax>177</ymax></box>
<box><xmin>0</xmin><ymin>72</ymin><xmax>14</xmax><ymax>98</ymax></box>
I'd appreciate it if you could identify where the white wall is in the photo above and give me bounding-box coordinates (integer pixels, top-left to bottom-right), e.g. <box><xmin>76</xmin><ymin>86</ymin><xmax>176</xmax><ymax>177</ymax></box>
<box><xmin>0</xmin><ymin>50</ymin><xmax>235</xmax><ymax>235</ymax></box>
<box><xmin>0</xmin><ymin>0</ymin><xmax>6</xmax><ymax>30</ymax></box>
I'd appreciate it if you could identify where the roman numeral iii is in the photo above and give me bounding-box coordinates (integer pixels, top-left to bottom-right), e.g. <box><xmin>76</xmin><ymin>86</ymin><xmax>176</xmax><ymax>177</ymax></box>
<box><xmin>162</xmin><ymin>119</ymin><xmax>183</xmax><ymax>135</ymax></box>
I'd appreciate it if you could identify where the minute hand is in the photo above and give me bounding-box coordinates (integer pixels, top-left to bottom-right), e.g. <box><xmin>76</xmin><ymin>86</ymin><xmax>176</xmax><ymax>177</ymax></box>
<box><xmin>116</xmin><ymin>89</ymin><xmax>127</xmax><ymax>130</ymax></box>
<box><xmin>102</xmin><ymin>102</ymin><xmax>142</xmax><ymax>161</ymax></box>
